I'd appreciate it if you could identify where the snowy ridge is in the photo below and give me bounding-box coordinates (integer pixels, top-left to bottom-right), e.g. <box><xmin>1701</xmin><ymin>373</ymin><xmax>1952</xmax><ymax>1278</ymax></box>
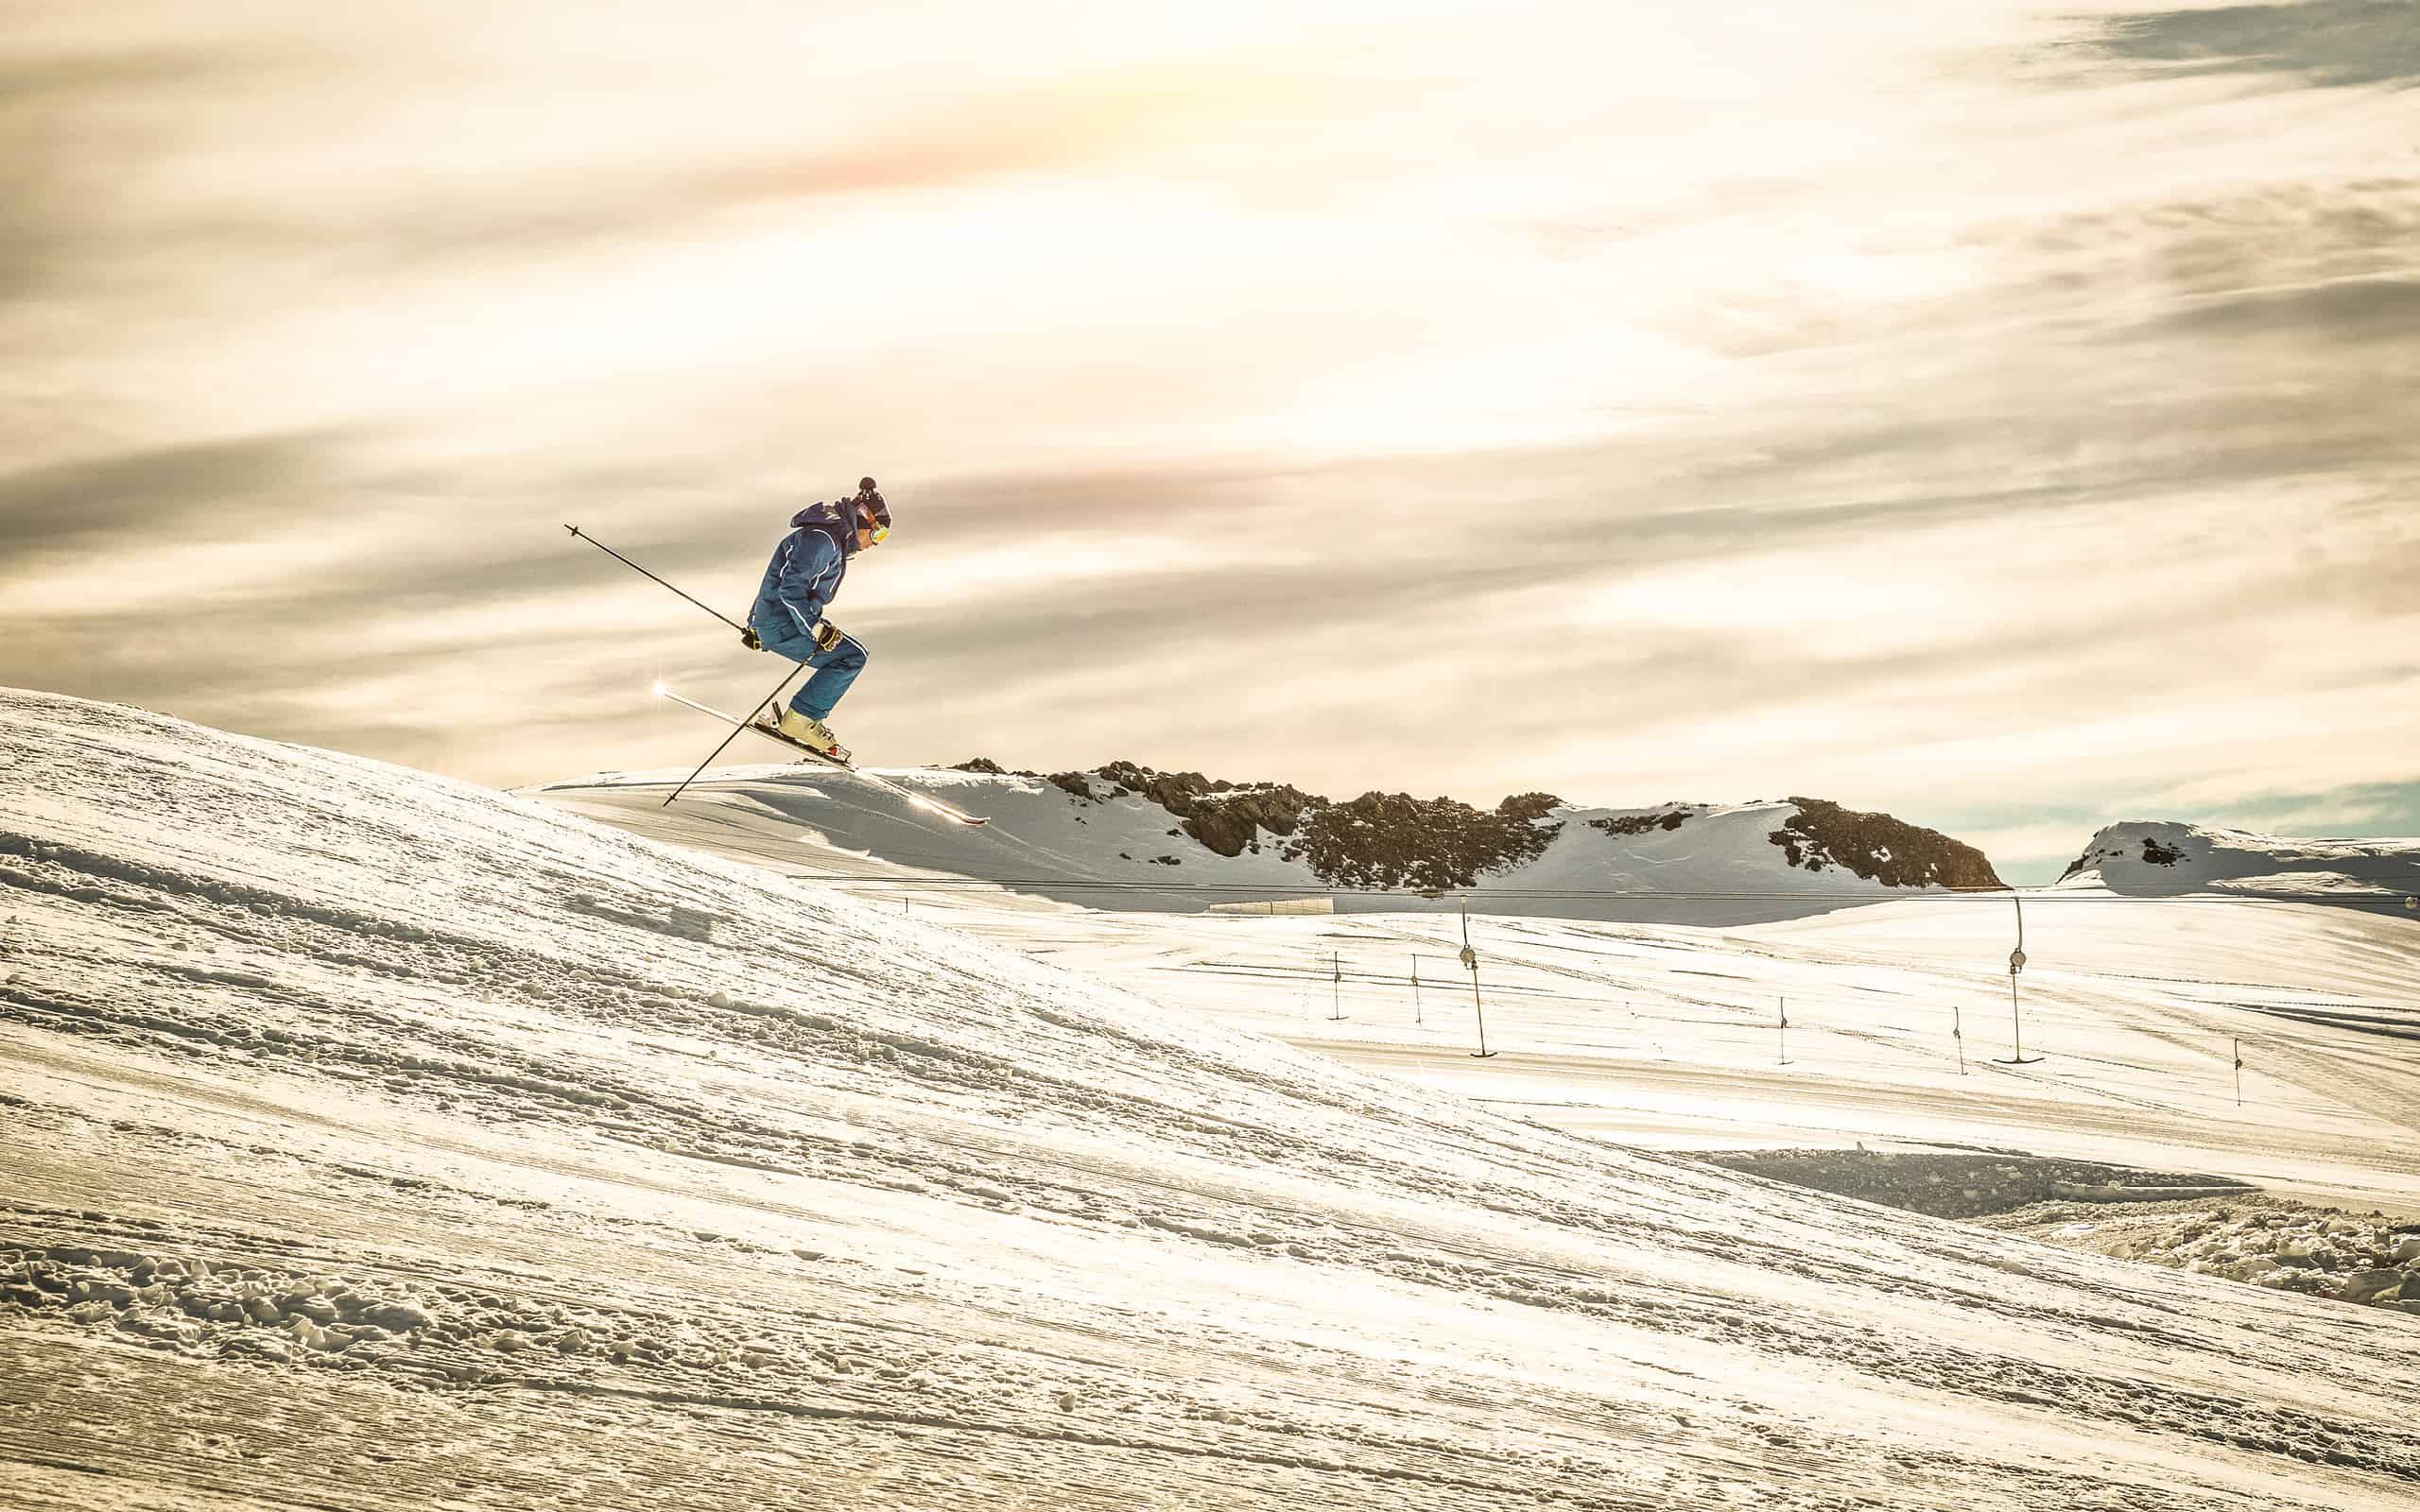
<box><xmin>4</xmin><ymin>688</ymin><xmax>2418</xmax><ymax>1510</ymax></box>
<box><xmin>529</xmin><ymin>762</ymin><xmax>1996</xmax><ymax>923</ymax></box>
<box><xmin>2060</xmin><ymin>820</ymin><xmax>2420</xmax><ymax>905</ymax></box>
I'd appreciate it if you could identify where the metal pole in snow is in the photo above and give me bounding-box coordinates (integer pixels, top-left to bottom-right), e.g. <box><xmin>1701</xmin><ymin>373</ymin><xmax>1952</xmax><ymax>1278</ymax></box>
<box><xmin>1411</xmin><ymin>955</ymin><xmax>1423</xmax><ymax>1026</ymax></box>
<box><xmin>2233</xmin><ymin>1038</ymin><xmax>2243</xmax><ymax>1106</ymax></box>
<box><xmin>1328</xmin><ymin>952</ymin><xmax>1344</xmax><ymax>1022</ymax></box>
<box><xmin>1461</xmin><ymin>897</ymin><xmax>1496</xmax><ymax>1058</ymax></box>
<box><xmin>1994</xmin><ymin>969</ymin><xmax>2044</xmax><ymax>1064</ymax></box>
<box><xmin>1992</xmin><ymin>892</ymin><xmax>2042</xmax><ymax>1064</ymax></box>
<box><xmin>1777</xmin><ymin>997</ymin><xmax>1789</xmax><ymax>1066</ymax></box>
<box><xmin>1953</xmin><ymin>1005</ymin><xmax>1965</xmax><ymax>1075</ymax></box>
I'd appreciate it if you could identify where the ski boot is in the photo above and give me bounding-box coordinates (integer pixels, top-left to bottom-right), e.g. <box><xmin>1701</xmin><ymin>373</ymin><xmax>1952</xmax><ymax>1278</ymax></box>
<box><xmin>775</xmin><ymin>706</ymin><xmax>851</xmax><ymax>765</ymax></box>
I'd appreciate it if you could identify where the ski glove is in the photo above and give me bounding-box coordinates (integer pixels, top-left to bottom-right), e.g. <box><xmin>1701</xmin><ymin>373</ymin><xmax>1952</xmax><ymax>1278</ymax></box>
<box><xmin>740</xmin><ymin>626</ymin><xmax>762</xmax><ymax>651</ymax></box>
<box><xmin>813</xmin><ymin>621</ymin><xmax>846</xmax><ymax>653</ymax></box>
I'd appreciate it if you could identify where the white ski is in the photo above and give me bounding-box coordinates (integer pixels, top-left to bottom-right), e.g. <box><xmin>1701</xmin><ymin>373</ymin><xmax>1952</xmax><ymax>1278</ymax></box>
<box><xmin>654</xmin><ymin>686</ymin><xmax>990</xmax><ymax>827</ymax></box>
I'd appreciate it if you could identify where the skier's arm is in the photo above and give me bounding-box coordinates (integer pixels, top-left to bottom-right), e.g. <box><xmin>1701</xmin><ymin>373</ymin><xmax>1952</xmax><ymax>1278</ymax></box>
<box><xmin>773</xmin><ymin>529</ymin><xmax>839</xmax><ymax>635</ymax></box>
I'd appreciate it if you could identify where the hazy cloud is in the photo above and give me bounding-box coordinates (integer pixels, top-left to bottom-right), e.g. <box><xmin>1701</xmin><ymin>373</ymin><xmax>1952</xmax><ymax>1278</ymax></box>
<box><xmin>0</xmin><ymin>432</ymin><xmax>342</xmax><ymax>552</ymax></box>
<box><xmin>2078</xmin><ymin>1</ymin><xmax>2420</xmax><ymax>88</ymax></box>
<box><xmin>2133</xmin><ymin>272</ymin><xmax>2420</xmax><ymax>341</ymax></box>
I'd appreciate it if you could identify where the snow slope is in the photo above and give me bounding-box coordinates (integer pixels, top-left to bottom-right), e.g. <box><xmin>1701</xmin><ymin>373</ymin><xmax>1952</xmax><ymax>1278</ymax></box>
<box><xmin>2061</xmin><ymin>820</ymin><xmax>2420</xmax><ymax>906</ymax></box>
<box><xmin>5</xmin><ymin>687</ymin><xmax>2418</xmax><ymax>1510</ymax></box>
<box><xmin>532</xmin><ymin>770</ymin><xmax>2420</xmax><ymax>1215</ymax></box>
<box><xmin>527</xmin><ymin>762</ymin><xmax>1985</xmax><ymax>923</ymax></box>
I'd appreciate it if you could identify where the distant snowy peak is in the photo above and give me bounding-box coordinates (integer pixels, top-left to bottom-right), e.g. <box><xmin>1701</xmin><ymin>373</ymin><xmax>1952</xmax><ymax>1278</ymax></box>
<box><xmin>2059</xmin><ymin>821</ymin><xmax>2420</xmax><ymax>903</ymax></box>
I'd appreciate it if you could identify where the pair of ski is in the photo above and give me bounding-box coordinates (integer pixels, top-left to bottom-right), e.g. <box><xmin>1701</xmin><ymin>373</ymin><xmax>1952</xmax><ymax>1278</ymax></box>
<box><xmin>564</xmin><ymin>522</ymin><xmax>986</xmax><ymax>827</ymax></box>
<box><xmin>653</xmin><ymin>685</ymin><xmax>989</xmax><ymax>828</ymax></box>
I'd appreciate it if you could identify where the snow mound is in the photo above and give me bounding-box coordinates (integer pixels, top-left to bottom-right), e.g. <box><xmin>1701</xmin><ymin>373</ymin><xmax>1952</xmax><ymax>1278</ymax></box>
<box><xmin>5</xmin><ymin>687</ymin><xmax>2417</xmax><ymax>1509</ymax></box>
<box><xmin>530</xmin><ymin>757</ymin><xmax>1999</xmax><ymax>924</ymax></box>
<box><xmin>2060</xmin><ymin>821</ymin><xmax>2420</xmax><ymax>908</ymax></box>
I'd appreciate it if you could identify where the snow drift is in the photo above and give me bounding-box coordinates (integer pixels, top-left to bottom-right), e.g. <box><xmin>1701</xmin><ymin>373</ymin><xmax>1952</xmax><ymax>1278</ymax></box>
<box><xmin>3</xmin><ymin>688</ymin><xmax>2416</xmax><ymax>1510</ymax></box>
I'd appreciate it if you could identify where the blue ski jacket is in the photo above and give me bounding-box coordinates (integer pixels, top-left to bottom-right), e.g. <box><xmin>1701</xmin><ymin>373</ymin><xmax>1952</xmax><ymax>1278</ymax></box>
<box><xmin>752</xmin><ymin>503</ymin><xmax>856</xmax><ymax>639</ymax></box>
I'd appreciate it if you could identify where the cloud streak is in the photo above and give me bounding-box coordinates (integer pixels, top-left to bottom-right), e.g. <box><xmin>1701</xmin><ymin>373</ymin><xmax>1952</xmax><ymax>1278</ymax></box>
<box><xmin>2075</xmin><ymin>1</ymin><xmax>2420</xmax><ymax>88</ymax></box>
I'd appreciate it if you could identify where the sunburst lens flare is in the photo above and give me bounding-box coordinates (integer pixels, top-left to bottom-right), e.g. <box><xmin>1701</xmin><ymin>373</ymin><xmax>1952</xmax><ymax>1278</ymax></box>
<box><xmin>650</xmin><ymin>680</ymin><xmax>667</xmax><ymax>698</ymax></box>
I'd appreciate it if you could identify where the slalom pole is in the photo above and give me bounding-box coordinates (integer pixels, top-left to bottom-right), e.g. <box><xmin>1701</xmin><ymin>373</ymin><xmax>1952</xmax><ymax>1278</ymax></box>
<box><xmin>565</xmin><ymin>524</ymin><xmax>749</xmax><ymax>635</ymax></box>
<box><xmin>660</xmin><ymin>662</ymin><xmax>802</xmax><ymax>809</ymax></box>
<box><xmin>1329</xmin><ymin>952</ymin><xmax>1344</xmax><ymax>1022</ymax></box>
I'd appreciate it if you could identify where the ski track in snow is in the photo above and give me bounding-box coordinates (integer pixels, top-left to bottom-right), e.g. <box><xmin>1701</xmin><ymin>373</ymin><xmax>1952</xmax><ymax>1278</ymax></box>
<box><xmin>3</xmin><ymin>688</ymin><xmax>2418</xmax><ymax>1509</ymax></box>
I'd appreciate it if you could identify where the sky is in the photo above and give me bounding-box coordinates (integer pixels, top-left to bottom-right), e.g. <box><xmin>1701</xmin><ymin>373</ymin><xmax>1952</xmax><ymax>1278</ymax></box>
<box><xmin>2</xmin><ymin>0</ymin><xmax>2415</xmax><ymax>885</ymax></box>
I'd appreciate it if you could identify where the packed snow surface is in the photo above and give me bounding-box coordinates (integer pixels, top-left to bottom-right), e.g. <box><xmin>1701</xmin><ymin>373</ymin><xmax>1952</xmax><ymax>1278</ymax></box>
<box><xmin>6</xmin><ymin>689</ymin><xmax>2419</xmax><ymax>1510</ymax></box>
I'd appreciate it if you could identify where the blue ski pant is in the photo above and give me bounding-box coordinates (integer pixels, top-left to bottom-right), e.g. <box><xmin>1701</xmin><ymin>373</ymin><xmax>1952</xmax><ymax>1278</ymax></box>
<box><xmin>752</xmin><ymin>615</ymin><xmax>868</xmax><ymax>720</ymax></box>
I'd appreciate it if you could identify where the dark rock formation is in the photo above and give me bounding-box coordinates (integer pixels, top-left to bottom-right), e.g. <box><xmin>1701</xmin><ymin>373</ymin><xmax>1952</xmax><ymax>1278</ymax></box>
<box><xmin>1590</xmin><ymin>806</ymin><xmax>1699</xmax><ymax>837</ymax></box>
<box><xmin>987</xmin><ymin>761</ymin><xmax>1995</xmax><ymax>898</ymax></box>
<box><xmin>1053</xmin><ymin>759</ymin><xmax>1319</xmax><ymax>859</ymax></box>
<box><xmin>1767</xmin><ymin>798</ymin><xmax>2000</xmax><ymax>889</ymax></box>
<box><xmin>1283</xmin><ymin>791</ymin><xmax>1560</xmax><ymax>892</ymax></box>
<box><xmin>1496</xmin><ymin>793</ymin><xmax>1564</xmax><ymax>824</ymax></box>
<box><xmin>1047</xmin><ymin>771</ymin><xmax>1097</xmax><ymax>801</ymax></box>
<box><xmin>2141</xmin><ymin>836</ymin><xmax>2186</xmax><ymax>866</ymax></box>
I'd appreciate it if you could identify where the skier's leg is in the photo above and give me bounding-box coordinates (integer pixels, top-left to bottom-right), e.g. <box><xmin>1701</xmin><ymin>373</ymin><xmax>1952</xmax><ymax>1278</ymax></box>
<box><xmin>796</xmin><ymin>634</ymin><xmax>869</xmax><ymax>720</ymax></box>
<box><xmin>746</xmin><ymin>620</ymin><xmax>819</xmax><ymax>720</ymax></box>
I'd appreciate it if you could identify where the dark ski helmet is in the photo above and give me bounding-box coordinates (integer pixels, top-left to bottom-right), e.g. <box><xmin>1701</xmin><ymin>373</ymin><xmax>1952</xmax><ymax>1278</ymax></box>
<box><xmin>853</xmin><ymin>478</ymin><xmax>890</xmax><ymax>543</ymax></box>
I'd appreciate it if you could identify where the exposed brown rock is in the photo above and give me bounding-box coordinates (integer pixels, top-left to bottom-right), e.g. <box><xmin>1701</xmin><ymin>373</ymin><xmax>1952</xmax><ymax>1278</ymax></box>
<box><xmin>1590</xmin><ymin>806</ymin><xmax>1698</xmax><ymax>837</ymax></box>
<box><xmin>1283</xmin><ymin>791</ymin><xmax>1560</xmax><ymax>891</ymax></box>
<box><xmin>1767</xmin><ymin>798</ymin><xmax>2001</xmax><ymax>889</ymax></box>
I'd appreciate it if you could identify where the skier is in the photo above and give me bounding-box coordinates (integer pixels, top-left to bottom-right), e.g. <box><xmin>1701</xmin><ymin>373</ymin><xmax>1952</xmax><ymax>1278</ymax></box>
<box><xmin>741</xmin><ymin>478</ymin><xmax>890</xmax><ymax>764</ymax></box>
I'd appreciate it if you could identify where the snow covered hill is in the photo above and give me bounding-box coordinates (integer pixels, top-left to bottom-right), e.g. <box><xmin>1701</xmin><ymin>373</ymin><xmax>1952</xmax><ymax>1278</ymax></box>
<box><xmin>527</xmin><ymin>757</ymin><xmax>1999</xmax><ymax>923</ymax></box>
<box><xmin>2061</xmin><ymin>821</ymin><xmax>2420</xmax><ymax>906</ymax></box>
<box><xmin>5</xmin><ymin>687</ymin><xmax>2418</xmax><ymax>1511</ymax></box>
<box><xmin>537</xmin><ymin>766</ymin><xmax>2420</xmax><ymax>1217</ymax></box>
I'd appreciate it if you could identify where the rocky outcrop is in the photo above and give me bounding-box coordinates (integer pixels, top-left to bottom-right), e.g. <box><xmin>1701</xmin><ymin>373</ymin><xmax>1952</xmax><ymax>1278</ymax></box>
<box><xmin>1496</xmin><ymin>793</ymin><xmax>1565</xmax><ymax>824</ymax></box>
<box><xmin>2066</xmin><ymin>832</ymin><xmax>2191</xmax><ymax>877</ymax></box>
<box><xmin>1058</xmin><ymin>761</ymin><xmax>1322</xmax><ymax>858</ymax></box>
<box><xmin>1767</xmin><ymin>798</ymin><xmax>2001</xmax><ymax>890</ymax></box>
<box><xmin>1042</xmin><ymin>762</ymin><xmax>1561</xmax><ymax>885</ymax></box>
<box><xmin>1591</xmin><ymin>805</ymin><xmax>1701</xmax><ymax>837</ymax></box>
<box><xmin>993</xmin><ymin>761</ymin><xmax>2001</xmax><ymax>902</ymax></box>
<box><xmin>1284</xmin><ymin>791</ymin><xmax>1561</xmax><ymax>892</ymax></box>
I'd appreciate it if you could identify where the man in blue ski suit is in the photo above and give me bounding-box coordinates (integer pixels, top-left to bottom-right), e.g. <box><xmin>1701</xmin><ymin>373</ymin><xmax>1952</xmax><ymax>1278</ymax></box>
<box><xmin>744</xmin><ymin>478</ymin><xmax>890</xmax><ymax>764</ymax></box>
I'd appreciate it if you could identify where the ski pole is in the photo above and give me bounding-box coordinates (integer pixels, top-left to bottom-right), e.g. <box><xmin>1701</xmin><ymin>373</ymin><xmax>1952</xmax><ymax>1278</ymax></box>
<box><xmin>564</xmin><ymin>524</ymin><xmax>748</xmax><ymax>635</ymax></box>
<box><xmin>662</xmin><ymin>661</ymin><xmax>802</xmax><ymax>809</ymax></box>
